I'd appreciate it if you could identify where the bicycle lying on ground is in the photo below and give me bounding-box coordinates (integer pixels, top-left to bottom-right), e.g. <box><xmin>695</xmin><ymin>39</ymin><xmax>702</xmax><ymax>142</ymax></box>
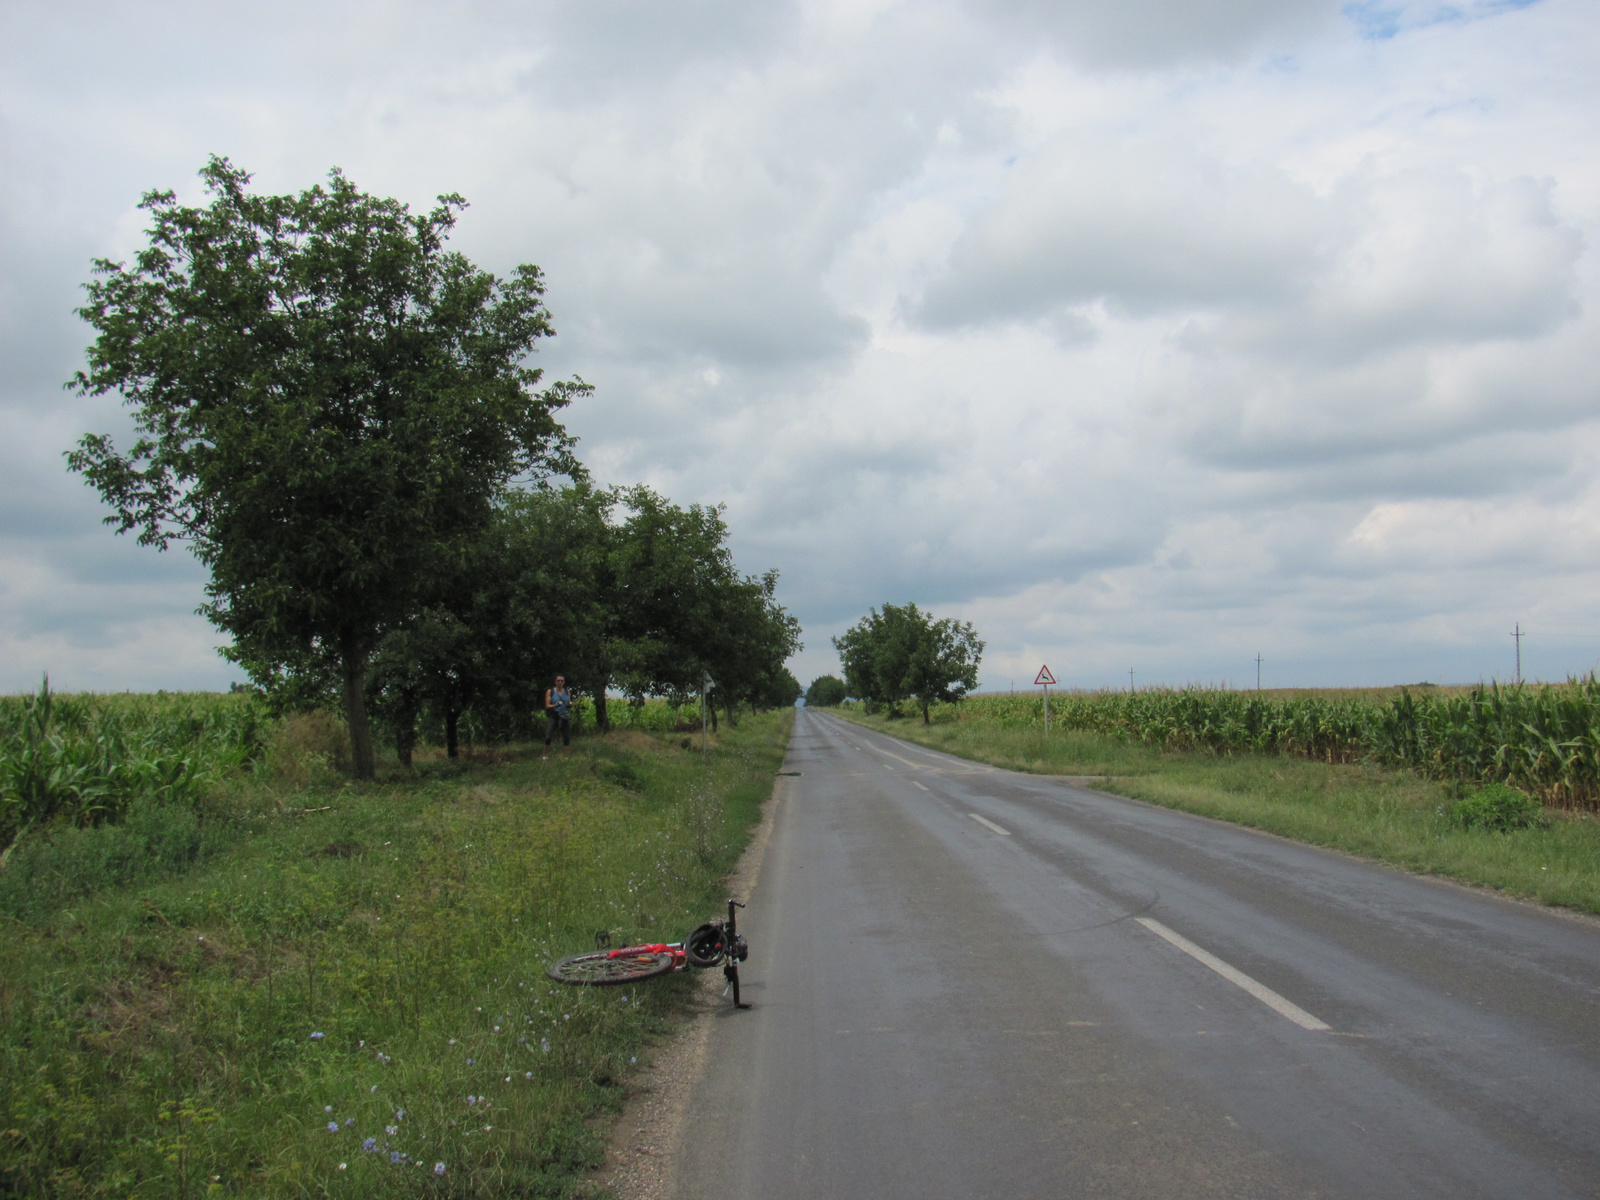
<box><xmin>546</xmin><ymin>899</ymin><xmax>753</xmax><ymax>1008</ymax></box>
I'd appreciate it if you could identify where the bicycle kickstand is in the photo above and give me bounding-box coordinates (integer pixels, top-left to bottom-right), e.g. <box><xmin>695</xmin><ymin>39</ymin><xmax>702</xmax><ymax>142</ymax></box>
<box><xmin>724</xmin><ymin>961</ymin><xmax>750</xmax><ymax>1009</ymax></box>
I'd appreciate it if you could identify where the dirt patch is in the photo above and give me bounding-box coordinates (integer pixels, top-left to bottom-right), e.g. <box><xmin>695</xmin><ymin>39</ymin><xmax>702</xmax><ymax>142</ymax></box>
<box><xmin>316</xmin><ymin>840</ymin><xmax>366</xmax><ymax>858</ymax></box>
<box><xmin>604</xmin><ymin>730</ymin><xmax>666</xmax><ymax>755</ymax></box>
<box><xmin>583</xmin><ymin>772</ymin><xmax>791</xmax><ymax>1200</ymax></box>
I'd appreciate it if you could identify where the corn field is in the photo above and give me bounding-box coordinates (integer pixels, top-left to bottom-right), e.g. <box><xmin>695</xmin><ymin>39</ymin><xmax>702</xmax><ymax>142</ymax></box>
<box><xmin>600</xmin><ymin>696</ymin><xmax>708</xmax><ymax>732</ymax></box>
<box><xmin>928</xmin><ymin>679</ymin><xmax>1600</xmax><ymax>810</ymax></box>
<box><xmin>0</xmin><ymin>682</ymin><xmax>266</xmax><ymax>856</ymax></box>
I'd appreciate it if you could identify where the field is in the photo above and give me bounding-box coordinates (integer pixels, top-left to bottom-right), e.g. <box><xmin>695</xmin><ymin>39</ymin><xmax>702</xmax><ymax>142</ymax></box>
<box><xmin>1</xmin><ymin>690</ymin><xmax>791</xmax><ymax>1199</ymax></box>
<box><xmin>832</xmin><ymin>688</ymin><xmax>1600</xmax><ymax>914</ymax></box>
<box><xmin>892</xmin><ymin>680</ymin><xmax>1600</xmax><ymax>809</ymax></box>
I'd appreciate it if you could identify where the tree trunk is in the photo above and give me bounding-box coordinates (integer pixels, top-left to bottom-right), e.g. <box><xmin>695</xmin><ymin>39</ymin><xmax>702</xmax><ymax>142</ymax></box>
<box><xmin>709</xmin><ymin>702</ymin><xmax>718</xmax><ymax>733</ymax></box>
<box><xmin>593</xmin><ymin>682</ymin><xmax>610</xmax><ymax>735</ymax></box>
<box><xmin>341</xmin><ymin>636</ymin><xmax>376</xmax><ymax>780</ymax></box>
<box><xmin>445</xmin><ymin>707</ymin><xmax>460</xmax><ymax>759</ymax></box>
<box><xmin>395</xmin><ymin>695</ymin><xmax>418</xmax><ymax>768</ymax></box>
<box><xmin>923</xmin><ymin>700</ymin><xmax>931</xmax><ymax>724</ymax></box>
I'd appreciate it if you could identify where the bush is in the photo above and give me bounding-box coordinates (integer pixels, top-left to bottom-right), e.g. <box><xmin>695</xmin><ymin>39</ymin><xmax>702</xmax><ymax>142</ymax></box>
<box><xmin>262</xmin><ymin>710</ymin><xmax>350</xmax><ymax>786</ymax></box>
<box><xmin>1452</xmin><ymin>783</ymin><xmax>1545</xmax><ymax>832</ymax></box>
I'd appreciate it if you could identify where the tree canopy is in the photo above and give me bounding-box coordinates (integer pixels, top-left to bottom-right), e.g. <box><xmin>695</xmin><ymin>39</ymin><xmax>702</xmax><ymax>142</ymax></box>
<box><xmin>363</xmin><ymin>484</ymin><xmax>802</xmax><ymax>754</ymax></box>
<box><xmin>832</xmin><ymin>603</ymin><xmax>984</xmax><ymax>722</ymax></box>
<box><xmin>805</xmin><ymin>675</ymin><xmax>847</xmax><ymax>707</ymax></box>
<box><xmin>68</xmin><ymin>158</ymin><xmax>802</xmax><ymax>773</ymax></box>
<box><xmin>67</xmin><ymin>157</ymin><xmax>585</xmax><ymax>776</ymax></box>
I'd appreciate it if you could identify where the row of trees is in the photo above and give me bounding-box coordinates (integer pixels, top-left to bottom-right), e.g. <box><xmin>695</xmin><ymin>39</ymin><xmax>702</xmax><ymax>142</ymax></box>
<box><xmin>68</xmin><ymin>157</ymin><xmax>798</xmax><ymax>776</ymax></box>
<box><xmin>830</xmin><ymin>602</ymin><xmax>984</xmax><ymax>722</ymax></box>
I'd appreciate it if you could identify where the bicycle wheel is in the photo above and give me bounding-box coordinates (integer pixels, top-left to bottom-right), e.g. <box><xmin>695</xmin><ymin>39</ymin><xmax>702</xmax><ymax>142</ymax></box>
<box><xmin>546</xmin><ymin>950</ymin><xmax>675</xmax><ymax>986</ymax></box>
<box><xmin>685</xmin><ymin>921</ymin><xmax>727</xmax><ymax>968</ymax></box>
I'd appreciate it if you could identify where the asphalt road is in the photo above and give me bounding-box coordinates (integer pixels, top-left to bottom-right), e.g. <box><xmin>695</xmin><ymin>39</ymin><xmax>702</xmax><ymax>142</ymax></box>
<box><xmin>674</xmin><ymin>708</ymin><xmax>1600</xmax><ymax>1200</ymax></box>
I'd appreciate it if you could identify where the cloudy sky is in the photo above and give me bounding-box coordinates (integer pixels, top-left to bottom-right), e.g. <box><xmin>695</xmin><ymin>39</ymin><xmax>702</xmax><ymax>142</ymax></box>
<box><xmin>3</xmin><ymin>0</ymin><xmax>1598</xmax><ymax>694</ymax></box>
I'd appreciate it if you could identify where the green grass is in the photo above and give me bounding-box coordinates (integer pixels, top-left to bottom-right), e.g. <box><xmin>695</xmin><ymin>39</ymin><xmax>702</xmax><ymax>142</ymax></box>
<box><xmin>834</xmin><ymin>707</ymin><xmax>1600</xmax><ymax>915</ymax></box>
<box><xmin>1</xmin><ymin>711</ymin><xmax>791</xmax><ymax>1199</ymax></box>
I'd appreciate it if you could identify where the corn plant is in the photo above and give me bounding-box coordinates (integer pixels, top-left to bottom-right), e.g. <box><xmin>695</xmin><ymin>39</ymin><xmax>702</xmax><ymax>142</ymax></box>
<box><xmin>0</xmin><ymin>680</ymin><xmax>265</xmax><ymax>859</ymax></box>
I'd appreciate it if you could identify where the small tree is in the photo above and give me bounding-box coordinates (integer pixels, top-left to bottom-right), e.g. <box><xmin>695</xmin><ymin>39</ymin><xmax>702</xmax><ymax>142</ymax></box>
<box><xmin>67</xmin><ymin>157</ymin><xmax>584</xmax><ymax>777</ymax></box>
<box><xmin>833</xmin><ymin>603</ymin><xmax>983</xmax><ymax>722</ymax></box>
<box><xmin>805</xmin><ymin>675</ymin><xmax>847</xmax><ymax>707</ymax></box>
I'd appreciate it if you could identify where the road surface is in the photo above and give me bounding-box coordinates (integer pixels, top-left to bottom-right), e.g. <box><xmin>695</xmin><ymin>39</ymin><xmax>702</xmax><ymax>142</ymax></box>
<box><xmin>674</xmin><ymin>708</ymin><xmax>1600</xmax><ymax>1199</ymax></box>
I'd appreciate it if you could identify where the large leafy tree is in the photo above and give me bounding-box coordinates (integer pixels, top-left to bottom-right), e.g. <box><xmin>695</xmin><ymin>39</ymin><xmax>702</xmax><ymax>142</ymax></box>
<box><xmin>833</xmin><ymin>602</ymin><xmax>983</xmax><ymax>722</ymax></box>
<box><xmin>704</xmin><ymin>569</ymin><xmax>803</xmax><ymax>725</ymax></box>
<box><xmin>606</xmin><ymin>488</ymin><xmax>801</xmax><ymax>727</ymax></box>
<box><xmin>606</xmin><ymin>487</ymin><xmax>737</xmax><ymax>701</ymax></box>
<box><xmin>67</xmin><ymin>157</ymin><xmax>584</xmax><ymax>777</ymax></box>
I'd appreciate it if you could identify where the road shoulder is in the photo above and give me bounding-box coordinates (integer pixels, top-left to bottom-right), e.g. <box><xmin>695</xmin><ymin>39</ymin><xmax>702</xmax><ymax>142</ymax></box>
<box><xmin>583</xmin><ymin>759</ymin><xmax>794</xmax><ymax>1199</ymax></box>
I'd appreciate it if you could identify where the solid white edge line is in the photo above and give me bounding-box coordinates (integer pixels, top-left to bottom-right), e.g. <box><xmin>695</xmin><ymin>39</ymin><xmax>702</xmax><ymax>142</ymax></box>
<box><xmin>1135</xmin><ymin>918</ymin><xmax>1330</xmax><ymax>1031</ymax></box>
<box><xmin>912</xmin><ymin>781</ymin><xmax>929</xmax><ymax>791</ymax></box>
<box><xmin>967</xmin><ymin>813</ymin><xmax>1011</xmax><ymax>836</ymax></box>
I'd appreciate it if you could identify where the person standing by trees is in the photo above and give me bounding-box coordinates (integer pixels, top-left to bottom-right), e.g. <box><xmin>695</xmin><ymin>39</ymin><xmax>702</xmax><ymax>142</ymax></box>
<box><xmin>543</xmin><ymin>674</ymin><xmax>573</xmax><ymax>759</ymax></box>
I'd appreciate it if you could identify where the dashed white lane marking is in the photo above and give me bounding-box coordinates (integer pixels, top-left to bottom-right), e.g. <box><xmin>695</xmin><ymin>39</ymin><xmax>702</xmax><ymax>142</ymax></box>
<box><xmin>912</xmin><ymin>781</ymin><xmax>930</xmax><ymax>792</ymax></box>
<box><xmin>967</xmin><ymin>813</ymin><xmax>1011</xmax><ymax>837</ymax></box>
<box><xmin>1135</xmin><ymin>918</ymin><xmax>1331</xmax><ymax>1032</ymax></box>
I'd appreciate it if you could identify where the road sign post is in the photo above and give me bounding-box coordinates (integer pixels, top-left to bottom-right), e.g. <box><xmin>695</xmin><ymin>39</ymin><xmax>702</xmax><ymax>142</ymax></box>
<box><xmin>1034</xmin><ymin>665</ymin><xmax>1056</xmax><ymax>737</ymax></box>
<box><xmin>701</xmin><ymin>673</ymin><xmax>710</xmax><ymax>760</ymax></box>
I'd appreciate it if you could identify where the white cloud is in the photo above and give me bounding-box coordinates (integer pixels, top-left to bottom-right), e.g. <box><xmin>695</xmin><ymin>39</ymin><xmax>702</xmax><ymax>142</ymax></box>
<box><xmin>1</xmin><ymin>0</ymin><xmax>1598</xmax><ymax>693</ymax></box>
<box><xmin>968</xmin><ymin>0</ymin><xmax>1343</xmax><ymax>67</ymax></box>
<box><xmin>914</xmin><ymin>136</ymin><xmax>1327</xmax><ymax>324</ymax></box>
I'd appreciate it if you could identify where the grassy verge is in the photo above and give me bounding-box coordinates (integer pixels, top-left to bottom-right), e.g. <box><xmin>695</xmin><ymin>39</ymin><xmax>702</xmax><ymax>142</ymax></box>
<box><xmin>1</xmin><ymin>711</ymin><xmax>791</xmax><ymax>1199</ymax></box>
<box><xmin>829</xmin><ymin>707</ymin><xmax>1600</xmax><ymax>915</ymax></box>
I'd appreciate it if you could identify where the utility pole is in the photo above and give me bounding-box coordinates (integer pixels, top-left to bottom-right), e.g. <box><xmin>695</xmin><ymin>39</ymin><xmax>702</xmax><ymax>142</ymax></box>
<box><xmin>1512</xmin><ymin>624</ymin><xmax>1523</xmax><ymax>685</ymax></box>
<box><xmin>701</xmin><ymin>673</ymin><xmax>709</xmax><ymax>759</ymax></box>
<box><xmin>1256</xmin><ymin>653</ymin><xmax>1263</xmax><ymax>692</ymax></box>
<box><xmin>1129</xmin><ymin>668</ymin><xmax>1135</xmax><ymax>694</ymax></box>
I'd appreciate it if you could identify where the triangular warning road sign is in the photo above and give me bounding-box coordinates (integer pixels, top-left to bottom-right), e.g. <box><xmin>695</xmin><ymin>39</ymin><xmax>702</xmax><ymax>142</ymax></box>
<box><xmin>1034</xmin><ymin>665</ymin><xmax>1056</xmax><ymax>686</ymax></box>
